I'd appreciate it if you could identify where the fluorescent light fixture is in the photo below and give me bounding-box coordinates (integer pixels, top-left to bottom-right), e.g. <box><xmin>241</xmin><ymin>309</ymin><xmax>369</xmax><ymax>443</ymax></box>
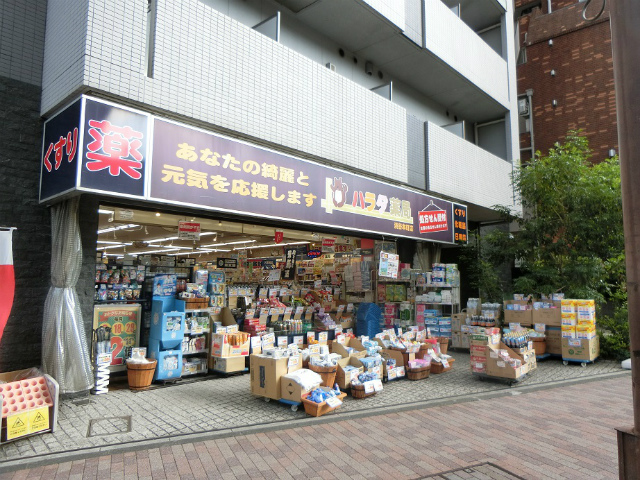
<box><xmin>201</xmin><ymin>239</ymin><xmax>256</xmax><ymax>248</ymax></box>
<box><xmin>234</xmin><ymin>241</ymin><xmax>309</xmax><ymax>251</ymax></box>
<box><xmin>148</xmin><ymin>236</ymin><xmax>179</xmax><ymax>243</ymax></box>
<box><xmin>170</xmin><ymin>250</ymin><xmax>213</xmax><ymax>256</ymax></box>
<box><xmin>128</xmin><ymin>248</ymin><xmax>181</xmax><ymax>255</ymax></box>
<box><xmin>98</xmin><ymin>209</ymin><xmax>114</xmax><ymax>214</ymax></box>
<box><xmin>97</xmin><ymin>240</ymin><xmax>130</xmax><ymax>245</ymax></box>
<box><xmin>97</xmin><ymin>243</ymin><xmax>133</xmax><ymax>251</ymax></box>
<box><xmin>200</xmin><ymin>232</ymin><xmax>217</xmax><ymax>236</ymax></box>
<box><xmin>97</xmin><ymin>223</ymin><xmax>139</xmax><ymax>234</ymax></box>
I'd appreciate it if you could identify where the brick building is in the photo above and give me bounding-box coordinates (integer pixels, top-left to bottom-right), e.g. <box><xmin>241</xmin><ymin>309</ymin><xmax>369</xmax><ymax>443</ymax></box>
<box><xmin>515</xmin><ymin>0</ymin><xmax>617</xmax><ymax>162</ymax></box>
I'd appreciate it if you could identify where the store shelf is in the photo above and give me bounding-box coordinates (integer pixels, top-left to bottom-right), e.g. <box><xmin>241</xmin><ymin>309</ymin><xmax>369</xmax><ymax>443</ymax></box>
<box><xmin>416</xmin><ymin>284</ymin><xmax>456</xmax><ymax>288</ymax></box>
<box><xmin>94</xmin><ymin>299</ymin><xmax>147</xmax><ymax>304</ymax></box>
<box><xmin>184</xmin><ymin>328</ymin><xmax>210</xmax><ymax>335</ymax></box>
<box><xmin>182</xmin><ymin>369</ymin><xmax>208</xmax><ymax>376</ymax></box>
<box><xmin>416</xmin><ymin>302</ymin><xmax>456</xmax><ymax>306</ymax></box>
<box><xmin>184</xmin><ymin>308</ymin><xmax>212</xmax><ymax>313</ymax></box>
<box><xmin>182</xmin><ymin>350</ymin><xmax>208</xmax><ymax>356</ymax></box>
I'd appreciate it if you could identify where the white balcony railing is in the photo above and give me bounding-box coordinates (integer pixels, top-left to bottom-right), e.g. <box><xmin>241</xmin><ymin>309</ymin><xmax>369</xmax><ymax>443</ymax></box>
<box><xmin>427</xmin><ymin>122</ymin><xmax>515</xmax><ymax>210</ymax></box>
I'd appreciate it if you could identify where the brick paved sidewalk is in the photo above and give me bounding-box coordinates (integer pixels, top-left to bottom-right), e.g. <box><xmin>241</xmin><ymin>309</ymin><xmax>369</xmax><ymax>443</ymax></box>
<box><xmin>0</xmin><ymin>351</ymin><xmax>625</xmax><ymax>469</ymax></box>
<box><xmin>5</xmin><ymin>375</ymin><xmax>632</xmax><ymax>479</ymax></box>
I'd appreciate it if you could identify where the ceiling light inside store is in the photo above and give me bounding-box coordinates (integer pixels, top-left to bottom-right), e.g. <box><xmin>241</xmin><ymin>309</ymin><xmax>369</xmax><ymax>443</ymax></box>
<box><xmin>97</xmin><ymin>240</ymin><xmax>129</xmax><ymax>245</ymax></box>
<box><xmin>97</xmin><ymin>243</ymin><xmax>133</xmax><ymax>250</ymax></box>
<box><xmin>128</xmin><ymin>247</ymin><xmax>181</xmax><ymax>255</ymax></box>
<box><xmin>201</xmin><ymin>240</ymin><xmax>256</xmax><ymax>248</ymax></box>
<box><xmin>235</xmin><ymin>241</ymin><xmax>309</xmax><ymax>250</ymax></box>
<box><xmin>155</xmin><ymin>212</ymin><xmax>161</xmax><ymax>217</ymax></box>
<box><xmin>97</xmin><ymin>224</ymin><xmax>139</xmax><ymax>234</ymax></box>
<box><xmin>98</xmin><ymin>209</ymin><xmax>114</xmax><ymax>214</ymax></box>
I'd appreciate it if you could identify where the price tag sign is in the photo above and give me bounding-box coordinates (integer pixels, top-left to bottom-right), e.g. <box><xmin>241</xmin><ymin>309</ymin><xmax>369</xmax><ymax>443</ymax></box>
<box><xmin>277</xmin><ymin>336</ymin><xmax>288</xmax><ymax>347</ymax></box>
<box><xmin>490</xmin><ymin>350</ymin><xmax>498</xmax><ymax>358</ymax></box>
<box><xmin>259</xmin><ymin>288</ymin><xmax>268</xmax><ymax>298</ymax></box>
<box><xmin>397</xmin><ymin>366</ymin><xmax>405</xmax><ymax>377</ymax></box>
<box><xmin>364</xmin><ymin>381</ymin><xmax>375</xmax><ymax>394</ymax></box>
<box><xmin>416</xmin><ymin>330</ymin><xmax>426</xmax><ymax>342</ymax></box>
<box><xmin>388</xmin><ymin>369</ymin><xmax>397</xmax><ymax>380</ymax></box>
<box><xmin>336</xmin><ymin>334</ymin><xmax>346</xmax><ymax>344</ymax></box>
<box><xmin>568</xmin><ymin>338</ymin><xmax>582</xmax><ymax>347</ymax></box>
<box><xmin>325</xmin><ymin>396</ymin><xmax>342</xmax><ymax>408</ymax></box>
<box><xmin>314</xmin><ymin>279</ymin><xmax>322</xmax><ymax>289</ymax></box>
<box><xmin>293</xmin><ymin>335</ymin><xmax>304</xmax><ymax>346</ymax></box>
<box><xmin>441</xmin><ymin>358</ymin><xmax>450</xmax><ymax>369</ymax></box>
<box><xmin>216</xmin><ymin>326</ymin><xmax>227</xmax><ymax>334</ymax></box>
<box><xmin>226</xmin><ymin>325</ymin><xmax>238</xmax><ymax>334</ymax></box>
<box><xmin>496</xmin><ymin>360</ymin><xmax>505</xmax><ymax>368</ymax></box>
<box><xmin>336</xmin><ymin>304</ymin><xmax>345</xmax><ymax>315</ymax></box>
<box><xmin>295</xmin><ymin>306</ymin><xmax>304</xmax><ymax>315</ymax></box>
<box><xmin>245</xmin><ymin>309</ymin><xmax>256</xmax><ymax>319</ymax></box>
<box><xmin>192</xmin><ymin>324</ymin><xmax>203</xmax><ymax>334</ymax></box>
<box><xmin>373</xmin><ymin>379</ymin><xmax>383</xmax><ymax>392</ymax></box>
<box><xmin>350</xmin><ymin>370</ymin><xmax>359</xmax><ymax>382</ymax></box>
<box><xmin>287</xmin><ymin>355</ymin><xmax>300</xmax><ymax>371</ymax></box>
<box><xmin>250</xmin><ymin>336</ymin><xmax>260</xmax><ymax>348</ymax></box>
<box><xmin>347</xmin><ymin>303</ymin><xmax>354</xmax><ymax>313</ymax></box>
<box><xmin>306</xmin><ymin>331</ymin><xmax>315</xmax><ymax>343</ymax></box>
<box><xmin>309</xmin><ymin>344</ymin><xmax>321</xmax><ymax>354</ymax></box>
<box><xmin>360</xmin><ymin>336</ymin><xmax>370</xmax><ymax>343</ymax></box>
<box><xmin>534</xmin><ymin>323</ymin><xmax>546</xmax><ymax>333</ymax></box>
<box><xmin>318</xmin><ymin>331</ymin><xmax>328</xmax><ymax>343</ymax></box>
<box><xmin>284</xmin><ymin>307</ymin><xmax>293</xmax><ymax>316</ymax></box>
<box><xmin>334</xmin><ymin>325</ymin><xmax>343</xmax><ymax>334</ymax></box>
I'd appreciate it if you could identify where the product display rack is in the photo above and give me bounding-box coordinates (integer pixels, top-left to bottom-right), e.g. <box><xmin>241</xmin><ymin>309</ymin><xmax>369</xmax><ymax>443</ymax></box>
<box><xmin>178</xmin><ymin>304</ymin><xmax>213</xmax><ymax>376</ymax></box>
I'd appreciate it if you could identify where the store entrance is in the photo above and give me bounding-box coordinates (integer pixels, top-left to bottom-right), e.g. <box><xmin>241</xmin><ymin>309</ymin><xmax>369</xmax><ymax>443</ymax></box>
<box><xmin>92</xmin><ymin>204</ymin><xmax>381</xmax><ymax>385</ymax></box>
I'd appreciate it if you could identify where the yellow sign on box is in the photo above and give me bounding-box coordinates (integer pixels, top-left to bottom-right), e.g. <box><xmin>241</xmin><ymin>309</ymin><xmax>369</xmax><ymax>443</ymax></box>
<box><xmin>6</xmin><ymin>407</ymin><xmax>49</xmax><ymax>441</ymax></box>
<box><xmin>6</xmin><ymin>412</ymin><xmax>29</xmax><ymax>440</ymax></box>
<box><xmin>29</xmin><ymin>407</ymin><xmax>50</xmax><ymax>433</ymax></box>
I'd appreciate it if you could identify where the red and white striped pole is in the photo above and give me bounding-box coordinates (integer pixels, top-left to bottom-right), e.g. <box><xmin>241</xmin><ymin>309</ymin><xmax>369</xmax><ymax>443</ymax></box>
<box><xmin>0</xmin><ymin>228</ymin><xmax>16</xmax><ymax>343</ymax></box>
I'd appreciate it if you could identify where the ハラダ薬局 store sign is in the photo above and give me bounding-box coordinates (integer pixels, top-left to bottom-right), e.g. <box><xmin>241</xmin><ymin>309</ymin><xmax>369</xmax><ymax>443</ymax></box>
<box><xmin>148</xmin><ymin>118</ymin><xmax>465</xmax><ymax>245</ymax></box>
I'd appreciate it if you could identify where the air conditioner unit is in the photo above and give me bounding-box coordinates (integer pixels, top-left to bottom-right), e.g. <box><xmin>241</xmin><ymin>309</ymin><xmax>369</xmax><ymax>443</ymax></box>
<box><xmin>326</xmin><ymin>63</ymin><xmax>336</xmax><ymax>72</ymax></box>
<box><xmin>518</xmin><ymin>98</ymin><xmax>529</xmax><ymax>116</ymax></box>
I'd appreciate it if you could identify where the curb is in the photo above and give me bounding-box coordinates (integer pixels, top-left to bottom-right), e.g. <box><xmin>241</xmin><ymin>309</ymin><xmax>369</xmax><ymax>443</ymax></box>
<box><xmin>0</xmin><ymin>370</ymin><xmax>630</xmax><ymax>474</ymax></box>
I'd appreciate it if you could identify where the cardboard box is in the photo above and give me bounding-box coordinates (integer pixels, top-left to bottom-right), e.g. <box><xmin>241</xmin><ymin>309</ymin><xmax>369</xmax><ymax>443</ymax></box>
<box><xmin>532</xmin><ymin>306</ymin><xmax>561</xmax><ymax>327</ymax></box>
<box><xmin>452</xmin><ymin>332</ymin><xmax>469</xmax><ymax>349</ymax></box>
<box><xmin>503</xmin><ymin>309</ymin><xmax>533</xmax><ymax>326</ymax></box>
<box><xmin>211</xmin><ymin>356</ymin><xmax>246</xmax><ymax>373</ymax></box>
<box><xmin>211</xmin><ymin>333</ymin><xmax>250</xmax><ymax>357</ymax></box>
<box><xmin>562</xmin><ymin>336</ymin><xmax>599</xmax><ymax>362</ymax></box>
<box><xmin>561</xmin><ymin>325</ymin><xmax>576</xmax><ymax>338</ymax></box>
<box><xmin>331</xmin><ymin>338</ymin><xmax>366</xmax><ymax>359</ymax></box>
<box><xmin>470</xmin><ymin>344</ymin><xmax>487</xmax><ymax>358</ymax></box>
<box><xmin>470</xmin><ymin>333</ymin><xmax>500</xmax><ymax>347</ymax></box>
<box><xmin>545</xmin><ymin>327</ymin><xmax>562</xmax><ymax>355</ymax></box>
<box><xmin>0</xmin><ymin>370</ymin><xmax>59</xmax><ymax>444</ymax></box>
<box><xmin>250</xmin><ymin>354</ymin><xmax>302</xmax><ymax>400</ymax></box>
<box><xmin>336</xmin><ymin>357</ymin><xmax>364</xmax><ymax>389</ymax></box>
<box><xmin>485</xmin><ymin>343</ymin><xmax>532</xmax><ymax>379</ymax></box>
<box><xmin>280</xmin><ymin>371</ymin><xmax>320</xmax><ymax>402</ymax></box>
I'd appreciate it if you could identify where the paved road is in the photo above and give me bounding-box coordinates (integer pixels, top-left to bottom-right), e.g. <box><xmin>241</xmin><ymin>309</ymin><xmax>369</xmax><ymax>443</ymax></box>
<box><xmin>3</xmin><ymin>374</ymin><xmax>632</xmax><ymax>479</ymax></box>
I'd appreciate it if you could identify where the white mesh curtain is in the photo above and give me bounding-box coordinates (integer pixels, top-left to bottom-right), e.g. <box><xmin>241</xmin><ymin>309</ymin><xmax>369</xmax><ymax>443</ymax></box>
<box><xmin>42</xmin><ymin>197</ymin><xmax>94</xmax><ymax>394</ymax></box>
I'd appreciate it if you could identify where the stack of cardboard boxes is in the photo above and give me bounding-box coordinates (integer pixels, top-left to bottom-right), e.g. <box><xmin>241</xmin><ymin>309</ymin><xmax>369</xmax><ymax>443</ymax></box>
<box><xmin>560</xmin><ymin>299</ymin><xmax>599</xmax><ymax>363</ymax></box>
<box><xmin>451</xmin><ymin>313</ymin><xmax>470</xmax><ymax>349</ymax></box>
<box><xmin>469</xmin><ymin>328</ymin><xmax>537</xmax><ymax>379</ymax></box>
<box><xmin>503</xmin><ymin>298</ymin><xmax>563</xmax><ymax>356</ymax></box>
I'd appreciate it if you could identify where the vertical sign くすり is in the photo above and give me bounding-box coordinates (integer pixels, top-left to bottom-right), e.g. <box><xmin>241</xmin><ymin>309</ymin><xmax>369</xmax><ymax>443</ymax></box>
<box><xmin>453</xmin><ymin>204</ymin><xmax>468</xmax><ymax>244</ymax></box>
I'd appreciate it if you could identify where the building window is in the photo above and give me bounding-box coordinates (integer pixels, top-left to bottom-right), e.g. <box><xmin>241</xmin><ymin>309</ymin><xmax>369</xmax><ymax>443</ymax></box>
<box><xmin>517</xmin><ymin>46</ymin><xmax>527</xmax><ymax>65</ymax></box>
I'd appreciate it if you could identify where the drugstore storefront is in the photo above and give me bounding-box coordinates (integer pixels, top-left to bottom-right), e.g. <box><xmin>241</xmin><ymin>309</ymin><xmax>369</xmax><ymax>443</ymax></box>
<box><xmin>39</xmin><ymin>95</ymin><xmax>468</xmax><ymax>392</ymax></box>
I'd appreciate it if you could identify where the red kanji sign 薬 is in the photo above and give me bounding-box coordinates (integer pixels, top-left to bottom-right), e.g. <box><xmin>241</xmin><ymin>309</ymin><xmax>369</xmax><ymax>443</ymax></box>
<box><xmin>85</xmin><ymin>120</ymin><xmax>144</xmax><ymax>179</ymax></box>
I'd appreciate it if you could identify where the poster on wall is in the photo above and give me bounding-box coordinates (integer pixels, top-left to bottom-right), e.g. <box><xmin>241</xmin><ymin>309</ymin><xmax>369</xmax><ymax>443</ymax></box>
<box><xmin>93</xmin><ymin>305</ymin><xmax>141</xmax><ymax>372</ymax></box>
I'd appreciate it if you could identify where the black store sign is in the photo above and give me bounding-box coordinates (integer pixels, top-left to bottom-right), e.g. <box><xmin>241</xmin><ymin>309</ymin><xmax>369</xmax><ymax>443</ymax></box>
<box><xmin>453</xmin><ymin>204</ymin><xmax>468</xmax><ymax>244</ymax></box>
<box><xmin>216</xmin><ymin>258</ymin><xmax>238</xmax><ymax>269</ymax></box>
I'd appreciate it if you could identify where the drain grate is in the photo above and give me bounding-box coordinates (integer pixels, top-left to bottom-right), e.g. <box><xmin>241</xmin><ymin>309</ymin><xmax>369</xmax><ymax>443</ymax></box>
<box><xmin>87</xmin><ymin>416</ymin><xmax>132</xmax><ymax>438</ymax></box>
<box><xmin>418</xmin><ymin>462</ymin><xmax>525</xmax><ymax>480</ymax></box>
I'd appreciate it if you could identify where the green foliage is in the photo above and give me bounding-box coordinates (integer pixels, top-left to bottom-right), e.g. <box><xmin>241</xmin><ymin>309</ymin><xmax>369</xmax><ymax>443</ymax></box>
<box><xmin>598</xmin><ymin>304</ymin><xmax>630</xmax><ymax>361</ymax></box>
<box><xmin>467</xmin><ymin>131</ymin><xmax>628</xmax><ymax>359</ymax></box>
